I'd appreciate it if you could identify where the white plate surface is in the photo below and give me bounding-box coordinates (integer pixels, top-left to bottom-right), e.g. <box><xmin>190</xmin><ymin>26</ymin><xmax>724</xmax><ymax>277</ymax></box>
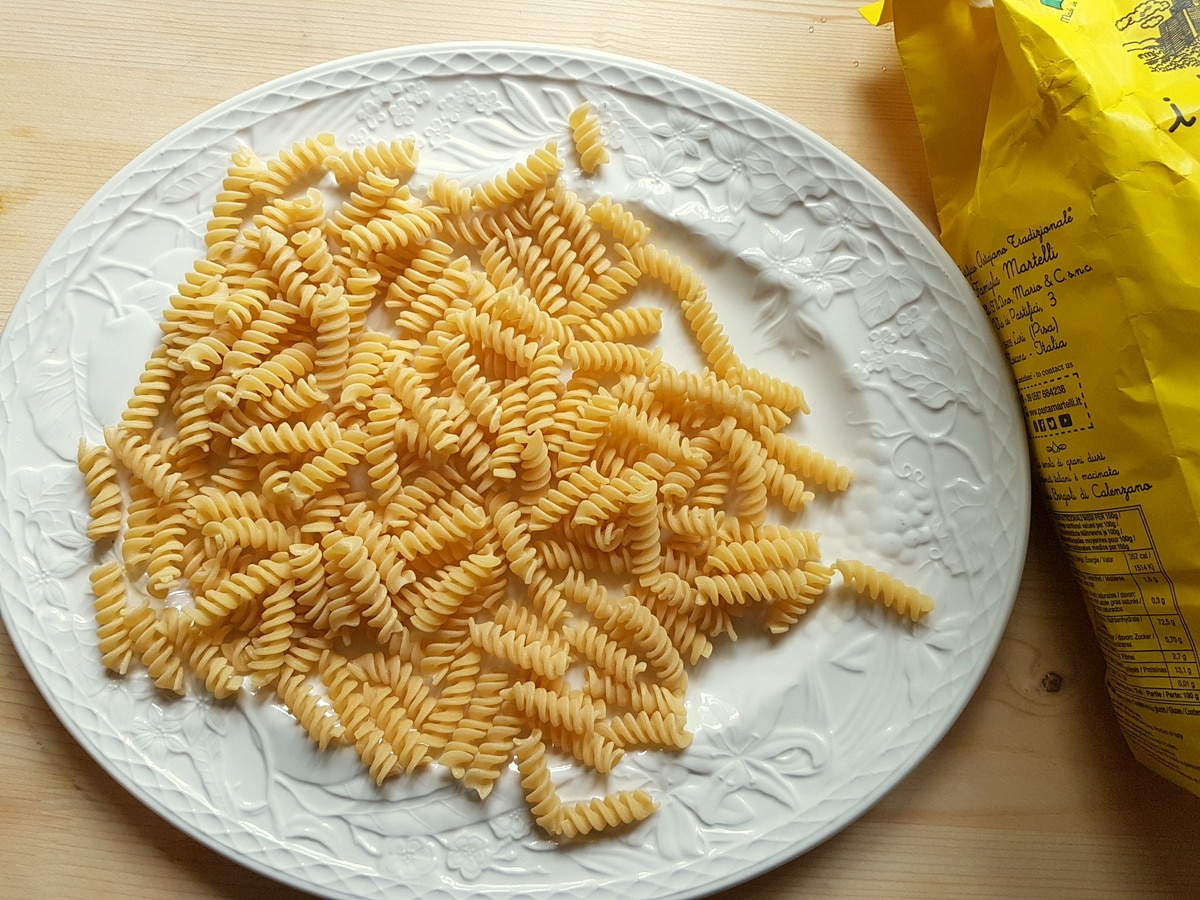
<box><xmin>0</xmin><ymin>42</ymin><xmax>1029</xmax><ymax>900</ymax></box>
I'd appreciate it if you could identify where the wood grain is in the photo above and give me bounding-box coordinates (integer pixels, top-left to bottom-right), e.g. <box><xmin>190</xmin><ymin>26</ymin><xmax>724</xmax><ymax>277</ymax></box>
<box><xmin>3</xmin><ymin>2</ymin><xmax>1199</xmax><ymax>897</ymax></box>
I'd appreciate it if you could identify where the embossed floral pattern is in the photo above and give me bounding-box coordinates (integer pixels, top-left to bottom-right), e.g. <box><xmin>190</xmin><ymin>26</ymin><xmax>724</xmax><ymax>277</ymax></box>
<box><xmin>131</xmin><ymin>703</ymin><xmax>190</xmax><ymax>756</ymax></box>
<box><xmin>355</xmin><ymin>80</ymin><xmax>432</xmax><ymax>134</ymax></box>
<box><xmin>382</xmin><ymin>836</ymin><xmax>440</xmax><ymax>880</ymax></box>
<box><xmin>651</xmin><ymin>108</ymin><xmax>707</xmax><ymax>158</ymax></box>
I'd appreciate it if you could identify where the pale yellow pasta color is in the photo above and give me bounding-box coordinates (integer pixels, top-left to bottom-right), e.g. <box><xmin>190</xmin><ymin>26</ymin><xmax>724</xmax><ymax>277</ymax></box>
<box><xmin>74</xmin><ymin>111</ymin><xmax>933</xmax><ymax>842</ymax></box>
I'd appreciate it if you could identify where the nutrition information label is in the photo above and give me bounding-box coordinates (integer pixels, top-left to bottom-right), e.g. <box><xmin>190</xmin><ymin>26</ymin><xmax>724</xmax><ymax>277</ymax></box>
<box><xmin>1055</xmin><ymin>506</ymin><xmax>1200</xmax><ymax>703</ymax></box>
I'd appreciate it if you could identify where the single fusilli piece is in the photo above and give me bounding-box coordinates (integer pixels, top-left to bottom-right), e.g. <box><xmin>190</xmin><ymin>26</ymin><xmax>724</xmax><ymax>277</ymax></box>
<box><xmin>552</xmin><ymin>790</ymin><xmax>659</xmax><ymax>839</ymax></box>
<box><xmin>325</xmin><ymin>137</ymin><xmax>419</xmax><ymax>189</ymax></box>
<box><xmin>834</xmin><ymin>559</ymin><xmax>934</xmax><ymax>622</ymax></box>
<box><xmin>568</xmin><ymin>102</ymin><xmax>610</xmax><ymax>174</ymax></box>
<box><xmin>89</xmin><ymin>561</ymin><xmax>136</xmax><ymax>675</ymax></box>
<box><xmin>78</xmin><ymin>440</ymin><xmax>123</xmax><ymax>540</ymax></box>
<box><xmin>471</xmin><ymin>142</ymin><xmax>564</xmax><ymax>209</ymax></box>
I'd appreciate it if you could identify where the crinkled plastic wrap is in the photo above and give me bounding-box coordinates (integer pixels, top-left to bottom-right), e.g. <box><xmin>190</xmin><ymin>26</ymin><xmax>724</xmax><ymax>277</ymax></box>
<box><xmin>885</xmin><ymin>0</ymin><xmax>1200</xmax><ymax>793</ymax></box>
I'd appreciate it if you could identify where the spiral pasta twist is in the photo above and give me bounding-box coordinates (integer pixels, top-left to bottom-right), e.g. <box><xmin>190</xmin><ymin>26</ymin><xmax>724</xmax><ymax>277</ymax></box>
<box><xmin>321</xmin><ymin>531</ymin><xmax>398</xmax><ymax>639</ymax></box>
<box><xmin>344</xmin><ymin>195</ymin><xmax>443</xmax><ymax>260</ymax></box>
<box><xmin>408</xmin><ymin>548</ymin><xmax>502</xmax><ymax>633</ymax></box>
<box><xmin>470</xmin><ymin>142</ymin><xmax>563</xmax><ymax>209</ymax></box>
<box><xmin>312</xmin><ymin>284</ymin><xmax>352</xmax><ymax>396</ymax></box>
<box><xmin>529</xmin><ymin>184</ymin><xmax>607</xmax><ymax>287</ymax></box>
<box><xmin>757</xmin><ymin>425</ymin><xmax>853</xmax><ymax>491</ymax></box>
<box><xmin>204</xmin><ymin>146</ymin><xmax>262</xmax><ymax>262</ymax></box>
<box><xmin>587</xmin><ymin>195</ymin><xmax>650</xmax><ymax>246</ymax></box>
<box><xmin>439</xmin><ymin>672</ymin><xmax>509</xmax><ymax>772</ymax></box>
<box><xmin>264</xmin><ymin>433</ymin><xmax>368</xmax><ymax>507</ymax></box>
<box><xmin>126</xmin><ymin>605</ymin><xmax>186</xmax><ymax>694</ymax></box>
<box><xmin>481</xmin><ymin>284</ymin><xmax>571</xmax><ymax>345</ymax></box>
<box><xmin>705</xmin><ymin>535</ymin><xmax>817</xmax><ymax>575</ymax></box>
<box><xmin>505</xmin><ymin>681</ymin><xmax>603</xmax><ymax>737</ymax></box>
<box><xmin>78</xmin><ymin>440</ymin><xmax>123</xmax><ymax>540</ymax></box>
<box><xmin>325</xmin><ymin>137</ymin><xmax>419</xmax><ymax>188</ymax></box>
<box><xmin>568</xmin><ymin>101</ymin><xmax>609</xmax><ymax>174</ymax></box>
<box><xmin>233</xmin><ymin>419</ymin><xmax>344</xmax><ymax>454</ymax></box>
<box><xmin>275</xmin><ymin>667</ymin><xmax>344</xmax><ymax>750</ymax></box>
<box><xmin>249</xmin><ymin>133</ymin><xmax>338</xmax><ymax>199</ymax></box>
<box><xmin>105</xmin><ymin>426</ymin><xmax>188</xmax><ymax>504</ymax></box>
<box><xmin>231</xmin><ymin>374</ymin><xmax>328</xmax><ymax>427</ymax></box>
<box><xmin>695</xmin><ymin>566</ymin><xmax>822</xmax><ymax>609</ymax></box>
<box><xmin>191</xmin><ymin>555</ymin><xmax>291</xmax><ymax>628</ymax></box>
<box><xmin>518</xmin><ymin>428</ymin><xmax>553</xmax><ymax>496</ymax></box>
<box><xmin>384</xmin><ymin>239</ymin><xmax>455</xmax><ymax>312</ymax></box>
<box><xmin>164</xmin><ymin>617</ymin><xmax>245</xmax><ymax>700</ymax></box>
<box><xmin>89</xmin><ymin>561</ymin><xmax>135</xmax><ymax>675</ymax></box>
<box><xmin>322</xmin><ymin>655</ymin><xmax>409</xmax><ymax>783</ymax></box>
<box><xmin>553</xmin><ymin>790</ymin><xmax>659</xmax><ymax>839</ymax></box>
<box><xmin>765</xmin><ymin>561</ymin><xmax>834</xmax><ymax>634</ymax></box>
<box><xmin>513</xmin><ymin>730</ymin><xmax>562</xmax><ymax>831</ymax></box>
<box><xmin>595</xmin><ymin>709</ymin><xmax>692</xmax><ymax>750</ymax></box>
<box><xmin>394</xmin><ymin>502</ymin><xmax>487</xmax><ymax>562</ymax></box>
<box><xmin>255</xmin><ymin>187</ymin><xmax>326</xmax><ymax>237</ymax></box>
<box><xmin>575</xmin><ymin>306</ymin><xmax>663</xmax><ymax>343</ymax></box>
<box><xmin>834</xmin><ymin>558</ymin><xmax>934</xmax><ymax>622</ymax></box>
<box><xmin>384</xmin><ymin>358</ymin><xmax>458</xmax><ymax>453</ymax></box>
<box><xmin>218</xmin><ymin>300</ymin><xmax>298</xmax><ymax>376</ymax></box>
<box><xmin>565</xmin><ymin>340</ymin><xmax>661</xmax><ymax>376</ymax></box>
<box><xmin>448</xmin><ymin>307</ymin><xmax>539</xmax><ymax>368</ymax></box>
<box><xmin>145</xmin><ymin>507</ymin><xmax>188</xmax><ymax>599</ymax></box>
<box><xmin>396</xmin><ymin>256</ymin><xmax>475</xmax><ymax>340</ymax></box>
<box><xmin>563</xmin><ymin>620</ymin><xmax>645</xmax><ymax>686</ymax></box>
<box><xmin>489</xmin><ymin>378</ymin><xmax>530</xmax><ymax>481</ymax></box>
<box><xmin>461</xmin><ymin>710</ymin><xmax>523</xmax><ymax>800</ymax></box>
<box><xmin>535</xmin><ymin>538</ymin><xmax>634</xmax><ymax>575</ymax></box>
<box><xmin>763</xmin><ymin>456</ymin><xmax>816</xmax><ymax>512</ymax></box>
<box><xmin>232</xmin><ymin>342</ymin><xmax>316</xmax><ymax>404</ymax></box>
<box><xmin>120</xmin><ymin>345</ymin><xmax>177</xmax><ymax>432</ymax></box>
<box><xmin>553</xmin><ymin>397</ymin><xmax>620</xmax><ymax>480</ymax></box>
<box><xmin>468</xmin><ymin>617</ymin><xmax>571</xmax><ymax>680</ymax></box>
<box><xmin>581</xmin><ymin>668</ymin><xmax>685</xmax><ymax>716</ymax></box>
<box><xmin>330</xmin><ymin>171</ymin><xmax>403</xmax><ymax>234</ymax></box>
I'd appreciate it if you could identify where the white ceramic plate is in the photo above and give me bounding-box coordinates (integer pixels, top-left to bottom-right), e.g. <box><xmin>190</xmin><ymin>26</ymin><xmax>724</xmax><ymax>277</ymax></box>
<box><xmin>0</xmin><ymin>43</ymin><xmax>1029</xmax><ymax>899</ymax></box>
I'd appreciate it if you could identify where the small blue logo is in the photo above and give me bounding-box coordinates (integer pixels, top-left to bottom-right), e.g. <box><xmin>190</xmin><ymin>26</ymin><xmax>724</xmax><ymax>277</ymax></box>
<box><xmin>1042</xmin><ymin>0</ymin><xmax>1065</xmax><ymax>8</ymax></box>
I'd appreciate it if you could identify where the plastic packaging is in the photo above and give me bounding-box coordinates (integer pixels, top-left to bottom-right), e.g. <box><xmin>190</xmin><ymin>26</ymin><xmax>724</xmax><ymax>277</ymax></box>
<box><xmin>883</xmin><ymin>0</ymin><xmax>1200</xmax><ymax>792</ymax></box>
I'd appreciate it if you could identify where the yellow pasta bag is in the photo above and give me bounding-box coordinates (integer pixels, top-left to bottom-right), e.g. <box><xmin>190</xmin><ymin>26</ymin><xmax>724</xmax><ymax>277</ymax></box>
<box><xmin>877</xmin><ymin>0</ymin><xmax>1200</xmax><ymax>794</ymax></box>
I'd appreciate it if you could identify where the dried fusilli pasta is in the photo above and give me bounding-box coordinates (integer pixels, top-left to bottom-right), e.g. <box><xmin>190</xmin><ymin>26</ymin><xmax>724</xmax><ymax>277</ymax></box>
<box><xmin>75</xmin><ymin>117</ymin><xmax>935</xmax><ymax>845</ymax></box>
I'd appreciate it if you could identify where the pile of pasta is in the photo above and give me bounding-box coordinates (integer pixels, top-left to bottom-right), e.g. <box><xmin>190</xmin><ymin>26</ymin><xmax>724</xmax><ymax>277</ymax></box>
<box><xmin>77</xmin><ymin>103</ymin><xmax>933</xmax><ymax>840</ymax></box>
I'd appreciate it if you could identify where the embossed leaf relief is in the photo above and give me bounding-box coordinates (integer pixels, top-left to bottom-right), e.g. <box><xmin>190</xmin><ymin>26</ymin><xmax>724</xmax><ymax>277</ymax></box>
<box><xmin>907</xmin><ymin>611</ymin><xmax>970</xmax><ymax>711</ymax></box>
<box><xmin>608</xmin><ymin>93</ymin><xmax>825</xmax><ymax>234</ymax></box>
<box><xmin>809</xmin><ymin>199</ymin><xmax>875</xmax><ymax>258</ymax></box>
<box><xmin>739</xmin><ymin>223</ymin><xmax>859</xmax><ymax>353</ymax></box>
<box><xmin>931</xmin><ymin>477</ymin><xmax>990</xmax><ymax>577</ymax></box>
<box><xmin>10</xmin><ymin>465</ymin><xmax>91</xmax><ymax>620</ymax></box>
<box><xmin>854</xmin><ymin>262</ymin><xmax>925</xmax><ymax>329</ymax></box>
<box><xmin>439</xmin><ymin>79</ymin><xmax>572</xmax><ymax>170</ymax></box>
<box><xmin>627</xmin><ymin>687</ymin><xmax>831</xmax><ymax>860</ymax></box>
<box><xmin>851</xmin><ymin>302</ymin><xmax>983</xmax><ymax>415</ymax></box>
<box><xmin>159</xmin><ymin>148</ymin><xmax>233</xmax><ymax>205</ymax></box>
<box><xmin>24</xmin><ymin>300</ymin><xmax>93</xmax><ymax>461</ymax></box>
<box><xmin>651</xmin><ymin>108</ymin><xmax>707</xmax><ymax>160</ymax></box>
<box><xmin>829</xmin><ymin>632</ymin><xmax>879</xmax><ymax>674</ymax></box>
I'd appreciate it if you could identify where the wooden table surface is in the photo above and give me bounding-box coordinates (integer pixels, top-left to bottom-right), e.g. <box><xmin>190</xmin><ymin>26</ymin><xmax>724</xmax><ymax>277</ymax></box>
<box><xmin>4</xmin><ymin>1</ymin><xmax>1200</xmax><ymax>897</ymax></box>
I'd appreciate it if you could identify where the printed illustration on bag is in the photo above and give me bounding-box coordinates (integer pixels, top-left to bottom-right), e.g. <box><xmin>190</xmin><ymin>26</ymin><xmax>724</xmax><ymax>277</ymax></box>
<box><xmin>1119</xmin><ymin>0</ymin><xmax>1200</xmax><ymax>71</ymax></box>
